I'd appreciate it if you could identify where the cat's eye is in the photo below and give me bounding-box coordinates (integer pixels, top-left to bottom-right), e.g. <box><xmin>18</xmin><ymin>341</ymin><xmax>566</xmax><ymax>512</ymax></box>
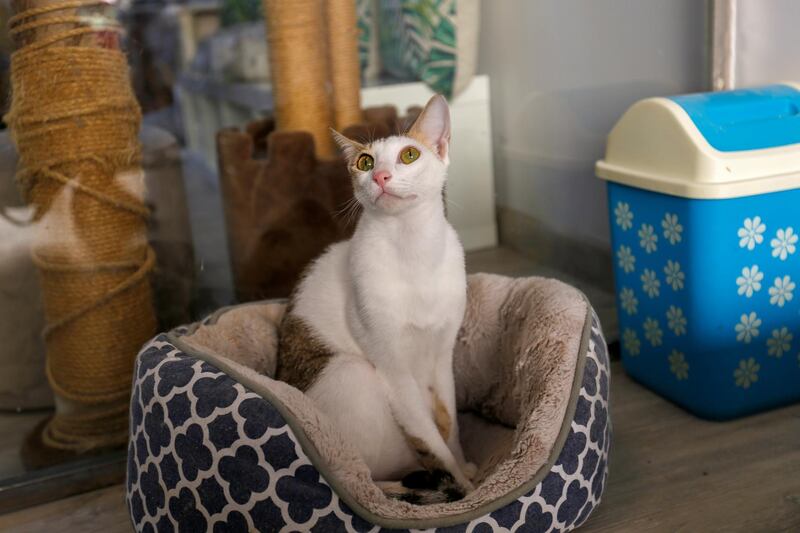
<box><xmin>356</xmin><ymin>154</ymin><xmax>374</xmax><ymax>171</ymax></box>
<box><xmin>400</xmin><ymin>146</ymin><xmax>420</xmax><ymax>164</ymax></box>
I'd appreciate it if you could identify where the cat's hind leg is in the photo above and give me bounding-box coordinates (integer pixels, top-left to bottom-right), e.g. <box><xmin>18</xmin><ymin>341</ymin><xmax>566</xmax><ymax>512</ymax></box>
<box><xmin>384</xmin><ymin>374</ymin><xmax>476</xmax><ymax>495</ymax></box>
<box><xmin>305</xmin><ymin>355</ymin><xmax>418</xmax><ymax>481</ymax></box>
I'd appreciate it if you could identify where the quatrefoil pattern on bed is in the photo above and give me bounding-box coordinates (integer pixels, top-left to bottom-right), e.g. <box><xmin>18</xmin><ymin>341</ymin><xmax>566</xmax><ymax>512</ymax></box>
<box><xmin>127</xmin><ymin>315</ymin><xmax>610</xmax><ymax>532</ymax></box>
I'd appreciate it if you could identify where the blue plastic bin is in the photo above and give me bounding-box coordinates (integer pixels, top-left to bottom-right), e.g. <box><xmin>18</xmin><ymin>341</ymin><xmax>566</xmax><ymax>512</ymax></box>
<box><xmin>597</xmin><ymin>84</ymin><xmax>800</xmax><ymax>419</ymax></box>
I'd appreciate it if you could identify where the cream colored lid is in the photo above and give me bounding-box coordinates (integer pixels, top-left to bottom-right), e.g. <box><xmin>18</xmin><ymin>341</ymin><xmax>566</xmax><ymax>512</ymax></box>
<box><xmin>596</xmin><ymin>83</ymin><xmax>800</xmax><ymax>199</ymax></box>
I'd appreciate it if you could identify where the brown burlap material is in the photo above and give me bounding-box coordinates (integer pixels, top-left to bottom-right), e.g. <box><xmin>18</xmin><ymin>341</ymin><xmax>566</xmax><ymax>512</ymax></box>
<box><xmin>6</xmin><ymin>2</ymin><xmax>156</xmax><ymax>451</ymax></box>
<box><xmin>324</xmin><ymin>0</ymin><xmax>363</xmax><ymax>130</ymax></box>
<box><xmin>264</xmin><ymin>0</ymin><xmax>336</xmax><ymax>157</ymax></box>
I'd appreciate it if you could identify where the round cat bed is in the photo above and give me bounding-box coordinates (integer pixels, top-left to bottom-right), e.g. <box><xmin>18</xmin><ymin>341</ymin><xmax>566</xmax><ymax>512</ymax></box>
<box><xmin>126</xmin><ymin>273</ymin><xmax>611</xmax><ymax>532</ymax></box>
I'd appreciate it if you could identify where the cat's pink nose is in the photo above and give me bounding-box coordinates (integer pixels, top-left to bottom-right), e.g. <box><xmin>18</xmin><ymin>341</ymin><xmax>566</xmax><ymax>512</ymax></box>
<box><xmin>372</xmin><ymin>170</ymin><xmax>391</xmax><ymax>189</ymax></box>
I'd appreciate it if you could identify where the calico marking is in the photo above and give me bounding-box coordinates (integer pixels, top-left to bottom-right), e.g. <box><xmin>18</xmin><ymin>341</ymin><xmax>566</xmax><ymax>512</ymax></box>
<box><xmin>276</xmin><ymin>313</ymin><xmax>333</xmax><ymax>391</ymax></box>
<box><xmin>431</xmin><ymin>389</ymin><xmax>452</xmax><ymax>441</ymax></box>
<box><xmin>379</xmin><ymin>469</ymin><xmax>464</xmax><ymax>505</ymax></box>
<box><xmin>383</xmin><ymin>422</ymin><xmax>465</xmax><ymax>505</ymax></box>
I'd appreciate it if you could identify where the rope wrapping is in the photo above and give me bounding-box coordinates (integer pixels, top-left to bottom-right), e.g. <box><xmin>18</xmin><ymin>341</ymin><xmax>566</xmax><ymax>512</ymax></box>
<box><xmin>6</xmin><ymin>0</ymin><xmax>156</xmax><ymax>452</ymax></box>
<box><xmin>264</xmin><ymin>0</ymin><xmax>335</xmax><ymax>157</ymax></box>
<box><xmin>261</xmin><ymin>0</ymin><xmax>364</xmax><ymax>155</ymax></box>
<box><xmin>324</xmin><ymin>0</ymin><xmax>363</xmax><ymax>129</ymax></box>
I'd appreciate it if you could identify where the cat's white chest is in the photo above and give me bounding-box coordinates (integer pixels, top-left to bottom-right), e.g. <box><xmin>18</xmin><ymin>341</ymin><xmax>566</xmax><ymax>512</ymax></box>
<box><xmin>396</xmin><ymin>266</ymin><xmax>464</xmax><ymax>330</ymax></box>
<box><xmin>352</xmin><ymin>227</ymin><xmax>465</xmax><ymax>333</ymax></box>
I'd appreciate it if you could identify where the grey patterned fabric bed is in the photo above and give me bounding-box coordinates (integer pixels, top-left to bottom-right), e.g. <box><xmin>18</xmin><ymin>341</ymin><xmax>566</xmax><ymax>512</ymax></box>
<box><xmin>126</xmin><ymin>274</ymin><xmax>611</xmax><ymax>532</ymax></box>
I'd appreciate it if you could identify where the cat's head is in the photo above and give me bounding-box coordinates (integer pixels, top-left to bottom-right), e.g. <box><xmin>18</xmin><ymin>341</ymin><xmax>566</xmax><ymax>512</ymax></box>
<box><xmin>332</xmin><ymin>94</ymin><xmax>451</xmax><ymax>215</ymax></box>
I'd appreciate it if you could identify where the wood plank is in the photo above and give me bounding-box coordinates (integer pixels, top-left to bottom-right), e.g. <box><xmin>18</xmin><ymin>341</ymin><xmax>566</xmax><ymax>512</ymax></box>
<box><xmin>0</xmin><ymin>412</ymin><xmax>50</xmax><ymax>479</ymax></box>
<box><xmin>582</xmin><ymin>362</ymin><xmax>800</xmax><ymax>532</ymax></box>
<box><xmin>0</xmin><ymin>484</ymin><xmax>130</xmax><ymax>533</ymax></box>
<box><xmin>0</xmin><ymin>451</ymin><xmax>125</xmax><ymax>514</ymax></box>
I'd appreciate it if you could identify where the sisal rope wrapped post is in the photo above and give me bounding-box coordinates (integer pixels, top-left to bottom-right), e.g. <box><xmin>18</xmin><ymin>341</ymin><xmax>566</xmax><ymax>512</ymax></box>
<box><xmin>263</xmin><ymin>0</ymin><xmax>335</xmax><ymax>157</ymax></box>
<box><xmin>6</xmin><ymin>0</ymin><xmax>156</xmax><ymax>456</ymax></box>
<box><xmin>324</xmin><ymin>0</ymin><xmax>362</xmax><ymax>129</ymax></box>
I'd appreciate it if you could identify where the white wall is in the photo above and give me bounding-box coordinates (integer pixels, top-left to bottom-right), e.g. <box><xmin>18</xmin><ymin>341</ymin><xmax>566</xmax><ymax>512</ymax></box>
<box><xmin>735</xmin><ymin>0</ymin><xmax>800</xmax><ymax>87</ymax></box>
<box><xmin>478</xmin><ymin>0</ymin><xmax>709</xmax><ymax>249</ymax></box>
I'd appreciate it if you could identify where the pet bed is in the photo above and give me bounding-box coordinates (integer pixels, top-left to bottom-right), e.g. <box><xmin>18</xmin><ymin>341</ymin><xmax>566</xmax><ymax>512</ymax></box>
<box><xmin>126</xmin><ymin>273</ymin><xmax>611</xmax><ymax>532</ymax></box>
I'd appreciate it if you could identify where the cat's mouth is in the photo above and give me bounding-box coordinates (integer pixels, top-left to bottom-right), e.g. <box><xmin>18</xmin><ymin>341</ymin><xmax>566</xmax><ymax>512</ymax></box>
<box><xmin>374</xmin><ymin>190</ymin><xmax>417</xmax><ymax>203</ymax></box>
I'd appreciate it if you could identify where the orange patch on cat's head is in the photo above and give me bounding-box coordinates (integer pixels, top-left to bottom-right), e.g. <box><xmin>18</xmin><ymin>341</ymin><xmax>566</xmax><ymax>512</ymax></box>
<box><xmin>405</xmin><ymin>94</ymin><xmax>451</xmax><ymax>163</ymax></box>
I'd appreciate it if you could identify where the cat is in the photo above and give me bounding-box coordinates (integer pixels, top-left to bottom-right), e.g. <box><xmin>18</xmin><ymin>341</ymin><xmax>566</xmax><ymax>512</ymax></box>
<box><xmin>276</xmin><ymin>94</ymin><xmax>475</xmax><ymax>504</ymax></box>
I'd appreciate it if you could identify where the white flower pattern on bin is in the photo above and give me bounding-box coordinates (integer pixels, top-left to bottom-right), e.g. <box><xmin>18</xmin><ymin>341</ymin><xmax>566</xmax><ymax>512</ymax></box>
<box><xmin>766</xmin><ymin>327</ymin><xmax>792</xmax><ymax>358</ymax></box>
<box><xmin>619</xmin><ymin>287</ymin><xmax>638</xmax><ymax>315</ymax></box>
<box><xmin>664</xmin><ymin>260</ymin><xmax>685</xmax><ymax>291</ymax></box>
<box><xmin>738</xmin><ymin>216</ymin><xmax>766</xmax><ymax>250</ymax></box>
<box><xmin>736</xmin><ymin>265</ymin><xmax>763</xmax><ymax>298</ymax></box>
<box><xmin>614</xmin><ymin>201</ymin><xmax>633</xmax><ymax>230</ymax></box>
<box><xmin>735</xmin><ymin>312</ymin><xmax>761</xmax><ymax>344</ymax></box>
<box><xmin>666</xmin><ymin>305</ymin><xmax>687</xmax><ymax>336</ymax></box>
<box><xmin>640</xmin><ymin>268</ymin><xmax>660</xmax><ymax>298</ymax></box>
<box><xmin>638</xmin><ymin>223</ymin><xmax>658</xmax><ymax>253</ymax></box>
<box><xmin>668</xmin><ymin>349</ymin><xmax>689</xmax><ymax>380</ymax></box>
<box><xmin>661</xmin><ymin>213</ymin><xmax>683</xmax><ymax>245</ymax></box>
<box><xmin>643</xmin><ymin>317</ymin><xmax>663</xmax><ymax>347</ymax></box>
<box><xmin>768</xmin><ymin>276</ymin><xmax>795</xmax><ymax>307</ymax></box>
<box><xmin>617</xmin><ymin>245</ymin><xmax>636</xmax><ymax>274</ymax></box>
<box><xmin>622</xmin><ymin>328</ymin><xmax>640</xmax><ymax>356</ymax></box>
<box><xmin>734</xmin><ymin>358</ymin><xmax>760</xmax><ymax>389</ymax></box>
<box><xmin>770</xmin><ymin>227</ymin><xmax>798</xmax><ymax>261</ymax></box>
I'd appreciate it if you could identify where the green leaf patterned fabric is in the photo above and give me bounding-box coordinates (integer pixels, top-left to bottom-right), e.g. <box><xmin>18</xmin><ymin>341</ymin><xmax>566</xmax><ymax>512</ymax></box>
<box><xmin>376</xmin><ymin>0</ymin><xmax>459</xmax><ymax>97</ymax></box>
<box><xmin>220</xmin><ymin>0</ymin><xmax>263</xmax><ymax>27</ymax></box>
<box><xmin>356</xmin><ymin>0</ymin><xmax>375</xmax><ymax>74</ymax></box>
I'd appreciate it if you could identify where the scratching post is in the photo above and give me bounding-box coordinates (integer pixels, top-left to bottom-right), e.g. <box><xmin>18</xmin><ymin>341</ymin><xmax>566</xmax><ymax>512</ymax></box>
<box><xmin>263</xmin><ymin>0</ymin><xmax>363</xmax><ymax>154</ymax></box>
<box><xmin>6</xmin><ymin>0</ymin><xmax>156</xmax><ymax>458</ymax></box>
<box><xmin>264</xmin><ymin>0</ymin><xmax>335</xmax><ymax>157</ymax></box>
<box><xmin>324</xmin><ymin>0</ymin><xmax>363</xmax><ymax>129</ymax></box>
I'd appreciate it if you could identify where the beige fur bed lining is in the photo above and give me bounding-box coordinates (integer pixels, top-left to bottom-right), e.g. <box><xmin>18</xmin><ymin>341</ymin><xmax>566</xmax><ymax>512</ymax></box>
<box><xmin>170</xmin><ymin>273</ymin><xmax>590</xmax><ymax>528</ymax></box>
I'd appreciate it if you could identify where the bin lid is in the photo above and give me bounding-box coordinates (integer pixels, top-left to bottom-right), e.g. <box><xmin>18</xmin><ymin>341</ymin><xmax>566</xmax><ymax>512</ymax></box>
<box><xmin>596</xmin><ymin>83</ymin><xmax>800</xmax><ymax>199</ymax></box>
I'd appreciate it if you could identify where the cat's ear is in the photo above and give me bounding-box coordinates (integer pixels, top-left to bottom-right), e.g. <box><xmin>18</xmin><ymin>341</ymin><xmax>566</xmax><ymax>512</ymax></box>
<box><xmin>407</xmin><ymin>94</ymin><xmax>451</xmax><ymax>163</ymax></box>
<box><xmin>331</xmin><ymin>129</ymin><xmax>365</xmax><ymax>163</ymax></box>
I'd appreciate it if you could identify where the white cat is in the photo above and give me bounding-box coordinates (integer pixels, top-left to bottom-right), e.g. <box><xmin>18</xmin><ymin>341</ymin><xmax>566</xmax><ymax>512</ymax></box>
<box><xmin>277</xmin><ymin>95</ymin><xmax>474</xmax><ymax>502</ymax></box>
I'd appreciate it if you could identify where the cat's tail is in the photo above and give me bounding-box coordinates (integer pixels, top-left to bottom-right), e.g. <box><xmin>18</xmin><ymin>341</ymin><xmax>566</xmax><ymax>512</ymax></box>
<box><xmin>378</xmin><ymin>469</ymin><xmax>466</xmax><ymax>505</ymax></box>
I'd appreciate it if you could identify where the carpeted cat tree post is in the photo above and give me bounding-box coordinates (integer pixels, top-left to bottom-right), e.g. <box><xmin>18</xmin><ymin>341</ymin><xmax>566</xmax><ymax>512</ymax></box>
<box><xmin>6</xmin><ymin>0</ymin><xmax>156</xmax><ymax>465</ymax></box>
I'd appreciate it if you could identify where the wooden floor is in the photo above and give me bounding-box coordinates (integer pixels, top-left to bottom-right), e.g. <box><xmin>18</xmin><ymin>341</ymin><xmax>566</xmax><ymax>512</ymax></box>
<box><xmin>0</xmin><ymin>411</ymin><xmax>50</xmax><ymax>478</ymax></box>
<box><xmin>1</xmin><ymin>362</ymin><xmax>798</xmax><ymax>532</ymax></box>
<box><xmin>583</xmin><ymin>365</ymin><xmax>800</xmax><ymax>532</ymax></box>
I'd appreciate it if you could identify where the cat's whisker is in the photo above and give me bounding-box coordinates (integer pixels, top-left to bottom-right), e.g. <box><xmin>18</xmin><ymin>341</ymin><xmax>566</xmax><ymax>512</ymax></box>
<box><xmin>334</xmin><ymin>197</ymin><xmax>358</xmax><ymax>217</ymax></box>
<box><xmin>341</xmin><ymin>197</ymin><xmax>360</xmax><ymax>212</ymax></box>
<box><xmin>346</xmin><ymin>203</ymin><xmax>362</xmax><ymax>228</ymax></box>
<box><xmin>334</xmin><ymin>197</ymin><xmax>362</xmax><ymax>228</ymax></box>
<box><xmin>445</xmin><ymin>198</ymin><xmax>463</xmax><ymax>211</ymax></box>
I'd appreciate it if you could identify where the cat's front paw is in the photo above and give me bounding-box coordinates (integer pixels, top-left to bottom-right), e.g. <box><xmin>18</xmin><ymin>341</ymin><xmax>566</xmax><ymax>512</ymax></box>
<box><xmin>463</xmin><ymin>462</ymin><xmax>478</xmax><ymax>481</ymax></box>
